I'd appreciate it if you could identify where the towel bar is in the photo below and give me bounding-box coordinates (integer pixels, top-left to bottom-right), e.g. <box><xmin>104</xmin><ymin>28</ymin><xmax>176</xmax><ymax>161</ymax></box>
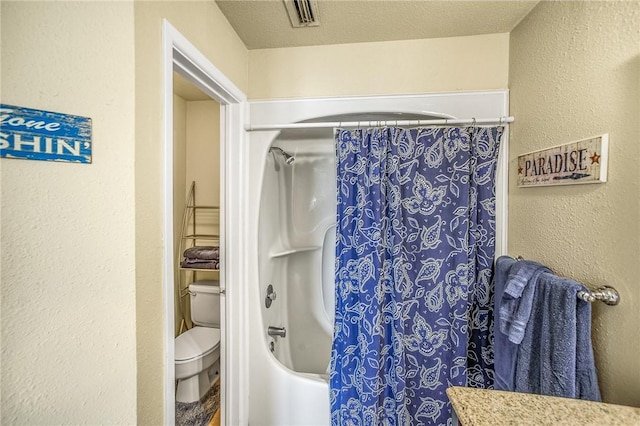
<box><xmin>512</xmin><ymin>255</ymin><xmax>620</xmax><ymax>306</ymax></box>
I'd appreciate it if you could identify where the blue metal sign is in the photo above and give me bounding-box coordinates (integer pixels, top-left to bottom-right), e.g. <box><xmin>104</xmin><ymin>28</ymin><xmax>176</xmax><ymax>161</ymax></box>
<box><xmin>0</xmin><ymin>104</ymin><xmax>92</xmax><ymax>163</ymax></box>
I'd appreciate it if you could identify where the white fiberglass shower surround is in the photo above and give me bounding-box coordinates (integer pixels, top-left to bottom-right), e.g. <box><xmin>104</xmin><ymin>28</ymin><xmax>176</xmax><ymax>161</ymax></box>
<box><xmin>246</xmin><ymin>91</ymin><xmax>509</xmax><ymax>425</ymax></box>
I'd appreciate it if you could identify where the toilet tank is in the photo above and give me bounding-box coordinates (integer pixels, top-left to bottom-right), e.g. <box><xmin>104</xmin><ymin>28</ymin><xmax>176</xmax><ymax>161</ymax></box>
<box><xmin>189</xmin><ymin>280</ymin><xmax>221</xmax><ymax>327</ymax></box>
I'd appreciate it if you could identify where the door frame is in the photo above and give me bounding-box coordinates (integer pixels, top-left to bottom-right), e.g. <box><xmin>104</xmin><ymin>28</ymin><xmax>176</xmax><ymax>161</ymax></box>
<box><xmin>162</xmin><ymin>20</ymin><xmax>248</xmax><ymax>425</ymax></box>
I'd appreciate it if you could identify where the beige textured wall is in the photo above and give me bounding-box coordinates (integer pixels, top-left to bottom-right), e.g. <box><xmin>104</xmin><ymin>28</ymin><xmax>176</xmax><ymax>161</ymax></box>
<box><xmin>509</xmin><ymin>1</ymin><xmax>640</xmax><ymax>406</ymax></box>
<box><xmin>174</xmin><ymin>98</ymin><xmax>221</xmax><ymax>335</ymax></box>
<box><xmin>177</xmin><ymin>100</ymin><xmax>221</xmax><ymax>331</ymax></box>
<box><xmin>186</xmin><ymin>101</ymin><xmax>221</xmax><ymax>209</ymax></box>
<box><xmin>1</xmin><ymin>2</ymin><xmax>137</xmax><ymax>424</ymax></box>
<box><xmin>134</xmin><ymin>2</ymin><xmax>247</xmax><ymax>423</ymax></box>
<box><xmin>185</xmin><ymin>100</ymin><xmax>221</xmax><ymax>275</ymax></box>
<box><xmin>249</xmin><ymin>33</ymin><xmax>509</xmax><ymax>99</ymax></box>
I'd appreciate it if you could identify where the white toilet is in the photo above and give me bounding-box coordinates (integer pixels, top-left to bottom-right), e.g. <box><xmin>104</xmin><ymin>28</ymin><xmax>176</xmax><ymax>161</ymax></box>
<box><xmin>175</xmin><ymin>280</ymin><xmax>221</xmax><ymax>403</ymax></box>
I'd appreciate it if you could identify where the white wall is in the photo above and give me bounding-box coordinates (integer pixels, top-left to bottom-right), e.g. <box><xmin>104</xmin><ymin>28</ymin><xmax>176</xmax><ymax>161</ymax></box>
<box><xmin>509</xmin><ymin>1</ymin><xmax>640</xmax><ymax>406</ymax></box>
<box><xmin>1</xmin><ymin>2</ymin><xmax>137</xmax><ymax>424</ymax></box>
<box><xmin>249</xmin><ymin>33</ymin><xmax>509</xmax><ymax>99</ymax></box>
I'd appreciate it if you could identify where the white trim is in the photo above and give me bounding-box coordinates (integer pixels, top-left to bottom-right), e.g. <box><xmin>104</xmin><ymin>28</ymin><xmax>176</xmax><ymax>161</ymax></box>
<box><xmin>249</xmin><ymin>90</ymin><xmax>509</xmax><ymax>128</ymax></box>
<box><xmin>162</xmin><ymin>20</ymin><xmax>248</xmax><ymax>426</ymax></box>
<box><xmin>169</xmin><ymin>22</ymin><xmax>244</xmax><ymax>104</ymax></box>
<box><xmin>495</xmin><ymin>93</ymin><xmax>509</xmax><ymax>257</ymax></box>
<box><xmin>161</xmin><ymin>21</ymin><xmax>175</xmax><ymax>426</ymax></box>
<box><xmin>245</xmin><ymin>116</ymin><xmax>514</xmax><ymax>131</ymax></box>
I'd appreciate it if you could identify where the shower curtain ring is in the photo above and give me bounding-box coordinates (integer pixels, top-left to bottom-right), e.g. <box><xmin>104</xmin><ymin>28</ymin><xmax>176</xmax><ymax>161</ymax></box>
<box><xmin>472</xmin><ymin>117</ymin><xmax>477</xmax><ymax>127</ymax></box>
<box><xmin>499</xmin><ymin>116</ymin><xmax>503</xmax><ymax>126</ymax></box>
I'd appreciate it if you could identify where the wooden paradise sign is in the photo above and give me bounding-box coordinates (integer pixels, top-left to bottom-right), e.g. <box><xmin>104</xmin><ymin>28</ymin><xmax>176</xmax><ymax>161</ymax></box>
<box><xmin>517</xmin><ymin>134</ymin><xmax>608</xmax><ymax>187</ymax></box>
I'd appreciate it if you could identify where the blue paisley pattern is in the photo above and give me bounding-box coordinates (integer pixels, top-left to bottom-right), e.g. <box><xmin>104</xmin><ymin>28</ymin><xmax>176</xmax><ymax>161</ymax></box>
<box><xmin>330</xmin><ymin>126</ymin><xmax>503</xmax><ymax>425</ymax></box>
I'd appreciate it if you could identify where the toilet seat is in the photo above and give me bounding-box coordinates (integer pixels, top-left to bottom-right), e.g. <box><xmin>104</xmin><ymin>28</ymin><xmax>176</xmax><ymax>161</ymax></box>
<box><xmin>175</xmin><ymin>327</ymin><xmax>221</xmax><ymax>363</ymax></box>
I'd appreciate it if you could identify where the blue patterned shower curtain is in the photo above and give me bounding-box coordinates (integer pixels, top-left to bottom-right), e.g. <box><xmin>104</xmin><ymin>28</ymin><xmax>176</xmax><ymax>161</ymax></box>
<box><xmin>330</xmin><ymin>126</ymin><xmax>503</xmax><ymax>425</ymax></box>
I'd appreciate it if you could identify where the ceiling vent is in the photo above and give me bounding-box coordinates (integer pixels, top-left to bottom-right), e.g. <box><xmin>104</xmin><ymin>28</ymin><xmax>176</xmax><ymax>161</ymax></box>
<box><xmin>284</xmin><ymin>0</ymin><xmax>320</xmax><ymax>27</ymax></box>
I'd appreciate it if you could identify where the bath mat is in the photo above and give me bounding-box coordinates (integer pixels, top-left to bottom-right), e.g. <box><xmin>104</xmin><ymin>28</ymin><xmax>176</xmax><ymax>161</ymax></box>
<box><xmin>176</xmin><ymin>381</ymin><xmax>220</xmax><ymax>426</ymax></box>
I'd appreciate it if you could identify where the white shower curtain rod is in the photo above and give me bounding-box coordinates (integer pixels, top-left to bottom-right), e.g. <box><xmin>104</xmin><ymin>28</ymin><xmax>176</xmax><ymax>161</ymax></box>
<box><xmin>244</xmin><ymin>116</ymin><xmax>514</xmax><ymax>131</ymax></box>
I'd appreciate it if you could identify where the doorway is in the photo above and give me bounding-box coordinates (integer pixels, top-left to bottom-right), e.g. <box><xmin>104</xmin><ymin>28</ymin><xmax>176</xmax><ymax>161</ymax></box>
<box><xmin>162</xmin><ymin>20</ymin><xmax>248</xmax><ymax>426</ymax></box>
<box><xmin>173</xmin><ymin>72</ymin><xmax>222</xmax><ymax>423</ymax></box>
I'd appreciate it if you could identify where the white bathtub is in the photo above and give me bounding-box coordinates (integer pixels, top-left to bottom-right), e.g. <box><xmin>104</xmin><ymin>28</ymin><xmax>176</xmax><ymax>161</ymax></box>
<box><xmin>246</xmin><ymin>92</ymin><xmax>509</xmax><ymax>425</ymax></box>
<box><xmin>250</xmin><ymin>130</ymin><xmax>336</xmax><ymax>425</ymax></box>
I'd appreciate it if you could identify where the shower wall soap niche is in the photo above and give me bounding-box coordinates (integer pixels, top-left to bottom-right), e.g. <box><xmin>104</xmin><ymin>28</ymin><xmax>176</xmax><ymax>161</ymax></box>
<box><xmin>178</xmin><ymin>181</ymin><xmax>220</xmax><ymax>299</ymax></box>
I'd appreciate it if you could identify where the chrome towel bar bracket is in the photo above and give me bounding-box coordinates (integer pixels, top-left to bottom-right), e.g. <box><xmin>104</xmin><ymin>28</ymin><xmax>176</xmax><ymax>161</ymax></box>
<box><xmin>577</xmin><ymin>285</ymin><xmax>620</xmax><ymax>306</ymax></box>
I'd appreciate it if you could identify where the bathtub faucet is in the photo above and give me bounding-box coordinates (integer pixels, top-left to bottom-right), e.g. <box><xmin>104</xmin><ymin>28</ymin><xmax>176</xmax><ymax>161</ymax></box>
<box><xmin>267</xmin><ymin>326</ymin><xmax>287</xmax><ymax>338</ymax></box>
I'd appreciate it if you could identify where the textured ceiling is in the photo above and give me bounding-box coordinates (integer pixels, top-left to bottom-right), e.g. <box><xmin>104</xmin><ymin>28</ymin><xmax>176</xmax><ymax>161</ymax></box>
<box><xmin>215</xmin><ymin>0</ymin><xmax>540</xmax><ymax>50</ymax></box>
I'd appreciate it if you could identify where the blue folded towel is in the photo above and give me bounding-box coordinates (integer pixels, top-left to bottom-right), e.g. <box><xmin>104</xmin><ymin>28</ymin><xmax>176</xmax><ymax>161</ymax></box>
<box><xmin>493</xmin><ymin>256</ymin><xmax>518</xmax><ymax>391</ymax></box>
<box><xmin>514</xmin><ymin>272</ymin><xmax>601</xmax><ymax>401</ymax></box>
<box><xmin>499</xmin><ymin>260</ymin><xmax>551</xmax><ymax>344</ymax></box>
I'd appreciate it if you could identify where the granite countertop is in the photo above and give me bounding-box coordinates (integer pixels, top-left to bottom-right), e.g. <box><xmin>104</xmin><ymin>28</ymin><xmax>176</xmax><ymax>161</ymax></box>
<box><xmin>446</xmin><ymin>387</ymin><xmax>640</xmax><ymax>425</ymax></box>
